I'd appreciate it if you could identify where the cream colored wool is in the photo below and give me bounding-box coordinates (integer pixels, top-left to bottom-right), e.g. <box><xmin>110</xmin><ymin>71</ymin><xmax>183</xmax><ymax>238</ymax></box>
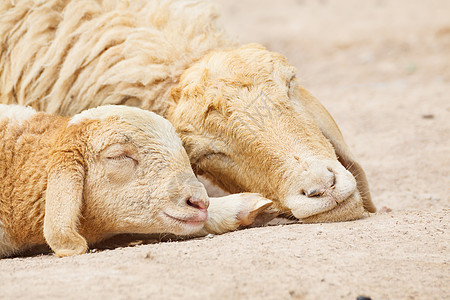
<box><xmin>0</xmin><ymin>0</ymin><xmax>375</xmax><ymax>222</ymax></box>
<box><xmin>0</xmin><ymin>0</ymin><xmax>231</xmax><ymax>115</ymax></box>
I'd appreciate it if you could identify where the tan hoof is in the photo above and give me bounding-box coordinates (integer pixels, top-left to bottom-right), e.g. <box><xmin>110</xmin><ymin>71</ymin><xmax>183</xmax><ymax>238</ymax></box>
<box><xmin>236</xmin><ymin>193</ymin><xmax>276</xmax><ymax>226</ymax></box>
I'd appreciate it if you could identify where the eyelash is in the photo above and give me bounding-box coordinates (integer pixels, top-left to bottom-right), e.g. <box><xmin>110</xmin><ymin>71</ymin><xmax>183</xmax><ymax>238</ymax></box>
<box><xmin>107</xmin><ymin>154</ymin><xmax>131</xmax><ymax>161</ymax></box>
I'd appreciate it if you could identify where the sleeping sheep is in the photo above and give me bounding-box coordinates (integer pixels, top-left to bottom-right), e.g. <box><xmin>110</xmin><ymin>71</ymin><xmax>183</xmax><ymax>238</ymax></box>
<box><xmin>0</xmin><ymin>104</ymin><xmax>272</xmax><ymax>258</ymax></box>
<box><xmin>0</xmin><ymin>0</ymin><xmax>375</xmax><ymax>222</ymax></box>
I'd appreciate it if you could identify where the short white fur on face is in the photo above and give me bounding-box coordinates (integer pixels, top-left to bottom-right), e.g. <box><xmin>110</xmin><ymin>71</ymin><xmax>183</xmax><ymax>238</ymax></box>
<box><xmin>69</xmin><ymin>105</ymin><xmax>183</xmax><ymax>153</ymax></box>
<box><xmin>0</xmin><ymin>104</ymin><xmax>37</xmax><ymax>125</ymax></box>
<box><xmin>69</xmin><ymin>105</ymin><xmax>165</xmax><ymax>129</ymax></box>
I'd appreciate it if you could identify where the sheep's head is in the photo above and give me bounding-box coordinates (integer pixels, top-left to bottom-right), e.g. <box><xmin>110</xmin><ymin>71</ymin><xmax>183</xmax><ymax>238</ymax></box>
<box><xmin>45</xmin><ymin>106</ymin><xmax>209</xmax><ymax>255</ymax></box>
<box><xmin>168</xmin><ymin>44</ymin><xmax>375</xmax><ymax>222</ymax></box>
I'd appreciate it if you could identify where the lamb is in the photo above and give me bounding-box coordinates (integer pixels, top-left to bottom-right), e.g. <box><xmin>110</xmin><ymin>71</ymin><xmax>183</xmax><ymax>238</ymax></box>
<box><xmin>0</xmin><ymin>0</ymin><xmax>376</xmax><ymax>223</ymax></box>
<box><xmin>0</xmin><ymin>104</ymin><xmax>272</xmax><ymax>258</ymax></box>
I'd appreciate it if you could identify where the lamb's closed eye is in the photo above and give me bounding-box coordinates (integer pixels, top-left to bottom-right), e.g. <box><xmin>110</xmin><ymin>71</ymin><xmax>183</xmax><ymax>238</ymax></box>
<box><xmin>102</xmin><ymin>144</ymin><xmax>138</xmax><ymax>164</ymax></box>
<box><xmin>107</xmin><ymin>154</ymin><xmax>130</xmax><ymax>160</ymax></box>
<box><xmin>100</xmin><ymin>145</ymin><xmax>139</xmax><ymax>184</ymax></box>
<box><xmin>106</xmin><ymin>154</ymin><xmax>137</xmax><ymax>165</ymax></box>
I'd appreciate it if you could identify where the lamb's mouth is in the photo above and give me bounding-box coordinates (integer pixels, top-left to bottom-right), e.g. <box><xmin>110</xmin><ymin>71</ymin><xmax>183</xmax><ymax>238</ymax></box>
<box><xmin>163</xmin><ymin>212</ymin><xmax>207</xmax><ymax>226</ymax></box>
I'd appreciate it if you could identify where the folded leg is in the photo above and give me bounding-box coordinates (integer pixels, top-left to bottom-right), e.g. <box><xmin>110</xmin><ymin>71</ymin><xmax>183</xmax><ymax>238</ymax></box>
<box><xmin>196</xmin><ymin>193</ymin><xmax>277</xmax><ymax>236</ymax></box>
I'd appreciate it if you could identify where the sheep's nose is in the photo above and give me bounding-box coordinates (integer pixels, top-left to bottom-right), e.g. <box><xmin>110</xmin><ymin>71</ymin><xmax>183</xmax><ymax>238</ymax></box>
<box><xmin>305</xmin><ymin>188</ymin><xmax>325</xmax><ymax>197</ymax></box>
<box><xmin>302</xmin><ymin>168</ymin><xmax>336</xmax><ymax>198</ymax></box>
<box><xmin>186</xmin><ymin>197</ymin><xmax>208</xmax><ymax>211</ymax></box>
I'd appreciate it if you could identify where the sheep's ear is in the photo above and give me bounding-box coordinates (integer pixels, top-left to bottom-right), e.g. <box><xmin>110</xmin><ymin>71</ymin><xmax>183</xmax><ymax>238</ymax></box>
<box><xmin>170</xmin><ymin>86</ymin><xmax>182</xmax><ymax>103</ymax></box>
<box><xmin>295</xmin><ymin>87</ymin><xmax>376</xmax><ymax>213</ymax></box>
<box><xmin>43</xmin><ymin>145</ymin><xmax>88</xmax><ymax>257</ymax></box>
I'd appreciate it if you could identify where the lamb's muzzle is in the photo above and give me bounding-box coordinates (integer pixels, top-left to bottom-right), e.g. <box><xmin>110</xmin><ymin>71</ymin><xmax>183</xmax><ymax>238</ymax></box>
<box><xmin>186</xmin><ymin>197</ymin><xmax>208</xmax><ymax>210</ymax></box>
<box><xmin>162</xmin><ymin>176</ymin><xmax>209</xmax><ymax>226</ymax></box>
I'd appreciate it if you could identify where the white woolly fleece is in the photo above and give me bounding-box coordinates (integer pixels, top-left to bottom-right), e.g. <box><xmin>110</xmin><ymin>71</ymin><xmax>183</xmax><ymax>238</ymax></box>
<box><xmin>0</xmin><ymin>104</ymin><xmax>37</xmax><ymax>125</ymax></box>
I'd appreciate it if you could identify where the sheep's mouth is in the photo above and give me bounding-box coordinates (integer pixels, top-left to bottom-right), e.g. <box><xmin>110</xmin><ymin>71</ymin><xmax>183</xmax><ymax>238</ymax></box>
<box><xmin>300</xmin><ymin>192</ymin><xmax>365</xmax><ymax>223</ymax></box>
<box><xmin>288</xmin><ymin>188</ymin><xmax>361</xmax><ymax>221</ymax></box>
<box><xmin>307</xmin><ymin>197</ymin><xmax>344</xmax><ymax>217</ymax></box>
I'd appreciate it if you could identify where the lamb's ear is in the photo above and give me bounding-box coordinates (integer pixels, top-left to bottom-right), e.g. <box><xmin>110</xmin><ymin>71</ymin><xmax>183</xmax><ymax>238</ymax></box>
<box><xmin>43</xmin><ymin>142</ymin><xmax>88</xmax><ymax>257</ymax></box>
<box><xmin>294</xmin><ymin>86</ymin><xmax>376</xmax><ymax>213</ymax></box>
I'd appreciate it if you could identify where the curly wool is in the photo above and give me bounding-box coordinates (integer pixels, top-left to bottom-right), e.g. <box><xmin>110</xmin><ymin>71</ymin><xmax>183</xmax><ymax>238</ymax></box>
<box><xmin>0</xmin><ymin>0</ymin><xmax>233</xmax><ymax>116</ymax></box>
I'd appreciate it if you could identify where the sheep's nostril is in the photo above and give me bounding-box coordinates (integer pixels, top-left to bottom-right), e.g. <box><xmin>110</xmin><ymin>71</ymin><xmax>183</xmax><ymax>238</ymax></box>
<box><xmin>330</xmin><ymin>173</ymin><xmax>336</xmax><ymax>189</ymax></box>
<box><xmin>305</xmin><ymin>189</ymin><xmax>325</xmax><ymax>197</ymax></box>
<box><xmin>327</xmin><ymin>168</ymin><xmax>336</xmax><ymax>188</ymax></box>
<box><xmin>186</xmin><ymin>197</ymin><xmax>207</xmax><ymax>210</ymax></box>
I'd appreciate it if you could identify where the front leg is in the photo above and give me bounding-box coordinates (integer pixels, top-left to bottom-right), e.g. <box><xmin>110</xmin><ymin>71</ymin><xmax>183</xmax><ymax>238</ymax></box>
<box><xmin>196</xmin><ymin>193</ymin><xmax>277</xmax><ymax>236</ymax></box>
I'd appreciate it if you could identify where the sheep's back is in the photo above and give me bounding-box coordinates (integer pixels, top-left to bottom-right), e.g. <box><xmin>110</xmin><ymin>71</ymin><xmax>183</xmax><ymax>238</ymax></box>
<box><xmin>0</xmin><ymin>0</ymin><xmax>233</xmax><ymax>116</ymax></box>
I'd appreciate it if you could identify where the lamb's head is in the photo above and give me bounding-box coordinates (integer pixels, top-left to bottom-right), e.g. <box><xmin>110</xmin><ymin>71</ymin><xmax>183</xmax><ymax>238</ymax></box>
<box><xmin>44</xmin><ymin>105</ymin><xmax>209</xmax><ymax>256</ymax></box>
<box><xmin>168</xmin><ymin>44</ymin><xmax>375</xmax><ymax>222</ymax></box>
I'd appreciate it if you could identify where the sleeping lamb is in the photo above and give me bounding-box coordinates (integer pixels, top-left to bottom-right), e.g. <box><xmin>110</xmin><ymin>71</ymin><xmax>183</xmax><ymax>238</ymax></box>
<box><xmin>0</xmin><ymin>104</ymin><xmax>272</xmax><ymax>258</ymax></box>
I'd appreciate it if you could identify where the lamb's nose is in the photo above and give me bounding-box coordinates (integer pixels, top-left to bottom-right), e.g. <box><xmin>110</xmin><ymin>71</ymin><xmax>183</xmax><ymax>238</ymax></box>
<box><xmin>186</xmin><ymin>197</ymin><xmax>208</xmax><ymax>210</ymax></box>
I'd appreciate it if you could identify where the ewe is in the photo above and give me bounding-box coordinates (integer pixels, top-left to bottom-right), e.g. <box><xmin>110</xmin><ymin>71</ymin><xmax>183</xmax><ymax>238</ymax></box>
<box><xmin>0</xmin><ymin>0</ymin><xmax>375</xmax><ymax>222</ymax></box>
<box><xmin>0</xmin><ymin>104</ymin><xmax>271</xmax><ymax>258</ymax></box>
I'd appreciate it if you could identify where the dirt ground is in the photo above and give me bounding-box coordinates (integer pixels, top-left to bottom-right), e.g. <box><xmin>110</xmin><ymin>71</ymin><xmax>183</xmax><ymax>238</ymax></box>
<box><xmin>1</xmin><ymin>0</ymin><xmax>449</xmax><ymax>299</ymax></box>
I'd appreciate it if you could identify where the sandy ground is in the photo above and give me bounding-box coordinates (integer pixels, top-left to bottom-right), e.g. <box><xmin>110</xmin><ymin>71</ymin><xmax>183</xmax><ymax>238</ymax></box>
<box><xmin>1</xmin><ymin>0</ymin><xmax>449</xmax><ymax>299</ymax></box>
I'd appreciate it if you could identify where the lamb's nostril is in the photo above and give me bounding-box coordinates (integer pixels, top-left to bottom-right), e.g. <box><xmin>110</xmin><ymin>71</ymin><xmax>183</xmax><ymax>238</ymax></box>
<box><xmin>186</xmin><ymin>197</ymin><xmax>207</xmax><ymax>210</ymax></box>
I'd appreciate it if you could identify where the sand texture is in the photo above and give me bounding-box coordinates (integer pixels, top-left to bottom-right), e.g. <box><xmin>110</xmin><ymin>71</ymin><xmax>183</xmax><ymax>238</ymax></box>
<box><xmin>1</xmin><ymin>0</ymin><xmax>449</xmax><ymax>299</ymax></box>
